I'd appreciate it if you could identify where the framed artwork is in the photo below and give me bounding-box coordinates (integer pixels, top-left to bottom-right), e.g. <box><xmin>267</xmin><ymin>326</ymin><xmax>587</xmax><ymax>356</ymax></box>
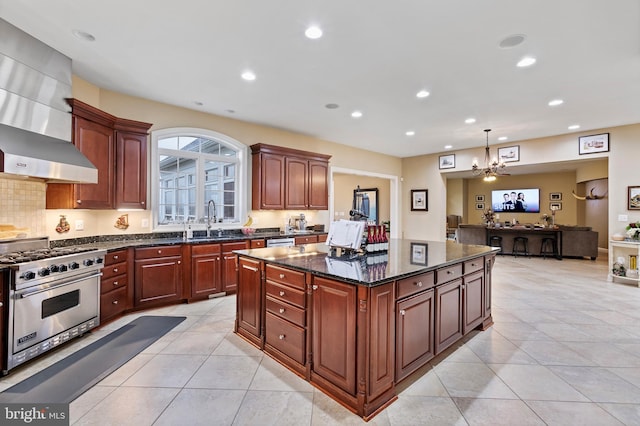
<box><xmin>475</xmin><ymin>202</ymin><xmax>485</xmax><ymax>210</ymax></box>
<box><xmin>579</xmin><ymin>133</ymin><xmax>609</xmax><ymax>155</ymax></box>
<box><xmin>410</xmin><ymin>242</ymin><xmax>428</xmax><ymax>265</ymax></box>
<box><xmin>550</xmin><ymin>202</ymin><xmax>562</xmax><ymax>211</ymax></box>
<box><xmin>549</xmin><ymin>192</ymin><xmax>562</xmax><ymax>201</ymax></box>
<box><xmin>498</xmin><ymin>145</ymin><xmax>520</xmax><ymax>163</ymax></box>
<box><xmin>628</xmin><ymin>186</ymin><xmax>640</xmax><ymax>210</ymax></box>
<box><xmin>411</xmin><ymin>189</ymin><xmax>428</xmax><ymax>211</ymax></box>
<box><xmin>475</xmin><ymin>195</ymin><xmax>485</xmax><ymax>202</ymax></box>
<box><xmin>439</xmin><ymin>154</ymin><xmax>455</xmax><ymax>169</ymax></box>
<box><xmin>353</xmin><ymin>187</ymin><xmax>379</xmax><ymax>224</ymax></box>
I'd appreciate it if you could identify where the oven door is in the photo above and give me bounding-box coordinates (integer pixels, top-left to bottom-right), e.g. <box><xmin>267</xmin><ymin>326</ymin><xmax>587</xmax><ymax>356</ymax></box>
<box><xmin>11</xmin><ymin>271</ymin><xmax>100</xmax><ymax>355</ymax></box>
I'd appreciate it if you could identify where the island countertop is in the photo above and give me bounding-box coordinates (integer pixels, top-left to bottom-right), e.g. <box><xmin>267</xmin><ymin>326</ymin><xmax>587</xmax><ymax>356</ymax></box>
<box><xmin>234</xmin><ymin>239</ymin><xmax>497</xmax><ymax>286</ymax></box>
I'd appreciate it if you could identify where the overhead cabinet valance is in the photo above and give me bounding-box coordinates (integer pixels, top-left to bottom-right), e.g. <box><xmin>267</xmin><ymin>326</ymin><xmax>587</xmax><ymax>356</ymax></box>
<box><xmin>251</xmin><ymin>143</ymin><xmax>331</xmax><ymax>210</ymax></box>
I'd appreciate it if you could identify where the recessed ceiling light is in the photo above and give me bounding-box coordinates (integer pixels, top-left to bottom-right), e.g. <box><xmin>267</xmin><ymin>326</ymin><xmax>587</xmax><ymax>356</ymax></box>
<box><xmin>416</xmin><ymin>90</ymin><xmax>430</xmax><ymax>98</ymax></box>
<box><xmin>499</xmin><ymin>34</ymin><xmax>526</xmax><ymax>49</ymax></box>
<box><xmin>568</xmin><ymin>124</ymin><xmax>580</xmax><ymax>130</ymax></box>
<box><xmin>517</xmin><ymin>56</ymin><xmax>536</xmax><ymax>67</ymax></box>
<box><xmin>351</xmin><ymin>110</ymin><xmax>363</xmax><ymax>118</ymax></box>
<box><xmin>72</xmin><ymin>29</ymin><xmax>95</xmax><ymax>42</ymax></box>
<box><xmin>305</xmin><ymin>26</ymin><xmax>323</xmax><ymax>39</ymax></box>
<box><xmin>548</xmin><ymin>99</ymin><xmax>564</xmax><ymax>106</ymax></box>
<box><xmin>325</xmin><ymin>103</ymin><xmax>339</xmax><ymax>109</ymax></box>
<box><xmin>194</xmin><ymin>101</ymin><xmax>203</xmax><ymax>106</ymax></box>
<box><xmin>405</xmin><ymin>131</ymin><xmax>415</xmax><ymax>136</ymax></box>
<box><xmin>241</xmin><ymin>71</ymin><xmax>256</xmax><ymax>81</ymax></box>
<box><xmin>225</xmin><ymin>109</ymin><xmax>235</xmax><ymax>114</ymax></box>
<box><xmin>465</xmin><ymin>118</ymin><xmax>476</xmax><ymax>124</ymax></box>
<box><xmin>444</xmin><ymin>145</ymin><xmax>453</xmax><ymax>149</ymax></box>
<box><xmin>498</xmin><ymin>136</ymin><xmax>508</xmax><ymax>141</ymax></box>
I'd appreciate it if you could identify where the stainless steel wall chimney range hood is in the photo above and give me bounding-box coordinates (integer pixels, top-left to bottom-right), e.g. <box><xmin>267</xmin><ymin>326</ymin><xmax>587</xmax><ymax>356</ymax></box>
<box><xmin>0</xmin><ymin>18</ymin><xmax>97</xmax><ymax>183</ymax></box>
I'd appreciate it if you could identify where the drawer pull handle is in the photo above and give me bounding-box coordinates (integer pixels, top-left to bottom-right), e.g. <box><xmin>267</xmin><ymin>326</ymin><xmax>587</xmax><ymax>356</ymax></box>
<box><xmin>279</xmin><ymin>334</ymin><xmax>285</xmax><ymax>340</ymax></box>
<box><xmin>178</xmin><ymin>260</ymin><xmax>181</xmax><ymax>265</ymax></box>
<box><xmin>312</xmin><ymin>285</ymin><xmax>318</xmax><ymax>290</ymax></box>
<box><xmin>113</xmin><ymin>281</ymin><xmax>118</xmax><ymax>286</ymax></box>
<box><xmin>158</xmin><ymin>250</ymin><xmax>162</xmax><ymax>254</ymax></box>
<box><xmin>279</xmin><ymin>273</ymin><xmax>285</xmax><ymax>279</ymax></box>
<box><xmin>415</xmin><ymin>281</ymin><xmax>422</xmax><ymax>287</ymax></box>
<box><xmin>279</xmin><ymin>308</ymin><xmax>285</xmax><ymax>314</ymax></box>
<box><xmin>113</xmin><ymin>268</ymin><xmax>118</xmax><ymax>273</ymax></box>
<box><xmin>400</xmin><ymin>309</ymin><xmax>406</xmax><ymax>316</ymax></box>
<box><xmin>112</xmin><ymin>300</ymin><xmax>118</xmax><ymax>305</ymax></box>
<box><xmin>279</xmin><ymin>291</ymin><xmax>285</xmax><ymax>297</ymax></box>
<box><xmin>447</xmin><ymin>270</ymin><xmax>452</xmax><ymax>274</ymax></box>
<box><xmin>471</xmin><ymin>263</ymin><xmax>476</xmax><ymax>267</ymax></box>
<box><xmin>113</xmin><ymin>255</ymin><xmax>119</xmax><ymax>260</ymax></box>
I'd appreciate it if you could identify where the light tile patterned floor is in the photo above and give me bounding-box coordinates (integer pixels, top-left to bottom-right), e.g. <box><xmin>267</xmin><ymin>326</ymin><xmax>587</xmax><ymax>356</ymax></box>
<box><xmin>2</xmin><ymin>253</ymin><xmax>640</xmax><ymax>425</ymax></box>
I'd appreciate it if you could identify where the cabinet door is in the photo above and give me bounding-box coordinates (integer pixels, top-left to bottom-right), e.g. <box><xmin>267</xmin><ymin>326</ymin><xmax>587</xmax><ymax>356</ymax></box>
<box><xmin>191</xmin><ymin>253</ymin><xmax>221</xmax><ymax>297</ymax></box>
<box><xmin>134</xmin><ymin>256</ymin><xmax>183</xmax><ymax>306</ymax></box>
<box><xmin>115</xmin><ymin>131</ymin><xmax>147</xmax><ymax>209</ymax></box>
<box><xmin>312</xmin><ymin>277</ymin><xmax>357</xmax><ymax>395</ymax></box>
<box><xmin>308</xmin><ymin>160</ymin><xmax>329</xmax><ymax>210</ymax></box>
<box><xmin>237</xmin><ymin>257</ymin><xmax>263</xmax><ymax>341</ymax></box>
<box><xmin>463</xmin><ymin>271</ymin><xmax>484</xmax><ymax>334</ymax></box>
<box><xmin>484</xmin><ymin>256</ymin><xmax>493</xmax><ymax>319</ymax></box>
<box><xmin>72</xmin><ymin>116</ymin><xmax>115</xmax><ymax>209</ymax></box>
<box><xmin>222</xmin><ymin>241</ymin><xmax>249</xmax><ymax>293</ymax></box>
<box><xmin>285</xmin><ymin>157</ymin><xmax>308</xmax><ymax>209</ymax></box>
<box><xmin>254</xmin><ymin>153</ymin><xmax>285</xmax><ymax>209</ymax></box>
<box><xmin>396</xmin><ymin>290</ymin><xmax>434</xmax><ymax>381</ymax></box>
<box><xmin>434</xmin><ymin>278</ymin><xmax>463</xmax><ymax>354</ymax></box>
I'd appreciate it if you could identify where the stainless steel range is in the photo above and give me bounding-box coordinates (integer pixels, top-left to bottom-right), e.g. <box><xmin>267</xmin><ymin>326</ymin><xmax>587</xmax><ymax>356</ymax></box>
<box><xmin>0</xmin><ymin>237</ymin><xmax>105</xmax><ymax>372</ymax></box>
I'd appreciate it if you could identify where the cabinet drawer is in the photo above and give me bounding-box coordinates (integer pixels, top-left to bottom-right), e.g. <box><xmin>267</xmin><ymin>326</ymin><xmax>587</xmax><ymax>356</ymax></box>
<box><xmin>265</xmin><ymin>280</ymin><xmax>305</xmax><ymax>309</ymax></box>
<box><xmin>295</xmin><ymin>235</ymin><xmax>318</xmax><ymax>245</ymax></box>
<box><xmin>436</xmin><ymin>264</ymin><xmax>463</xmax><ymax>285</ymax></box>
<box><xmin>265</xmin><ymin>312</ymin><xmax>305</xmax><ymax>365</ymax></box>
<box><xmin>265</xmin><ymin>264</ymin><xmax>305</xmax><ymax>290</ymax></box>
<box><xmin>191</xmin><ymin>244</ymin><xmax>221</xmax><ymax>256</ymax></box>
<box><xmin>105</xmin><ymin>250</ymin><xmax>127</xmax><ymax>266</ymax></box>
<box><xmin>464</xmin><ymin>258</ymin><xmax>484</xmax><ymax>274</ymax></box>
<box><xmin>250</xmin><ymin>239</ymin><xmax>266</xmax><ymax>248</ymax></box>
<box><xmin>100</xmin><ymin>285</ymin><xmax>128</xmax><ymax>320</ymax></box>
<box><xmin>101</xmin><ymin>274</ymin><xmax>127</xmax><ymax>294</ymax></box>
<box><xmin>102</xmin><ymin>262</ymin><xmax>128</xmax><ymax>280</ymax></box>
<box><xmin>266</xmin><ymin>295</ymin><xmax>305</xmax><ymax>326</ymax></box>
<box><xmin>397</xmin><ymin>271</ymin><xmax>434</xmax><ymax>299</ymax></box>
<box><xmin>135</xmin><ymin>245</ymin><xmax>182</xmax><ymax>259</ymax></box>
<box><xmin>222</xmin><ymin>241</ymin><xmax>249</xmax><ymax>252</ymax></box>
<box><xmin>317</xmin><ymin>234</ymin><xmax>328</xmax><ymax>243</ymax></box>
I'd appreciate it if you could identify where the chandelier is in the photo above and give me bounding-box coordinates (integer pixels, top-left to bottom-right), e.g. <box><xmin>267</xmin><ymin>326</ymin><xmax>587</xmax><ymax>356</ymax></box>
<box><xmin>472</xmin><ymin>129</ymin><xmax>507</xmax><ymax>182</ymax></box>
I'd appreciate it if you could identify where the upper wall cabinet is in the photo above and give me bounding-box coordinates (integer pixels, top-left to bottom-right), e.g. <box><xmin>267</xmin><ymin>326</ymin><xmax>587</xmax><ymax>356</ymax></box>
<box><xmin>251</xmin><ymin>143</ymin><xmax>331</xmax><ymax>210</ymax></box>
<box><xmin>46</xmin><ymin>99</ymin><xmax>152</xmax><ymax>210</ymax></box>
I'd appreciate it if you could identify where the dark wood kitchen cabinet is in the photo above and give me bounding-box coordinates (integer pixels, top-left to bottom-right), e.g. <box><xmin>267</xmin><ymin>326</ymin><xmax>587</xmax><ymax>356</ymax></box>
<box><xmin>0</xmin><ymin>271</ymin><xmax>5</xmax><ymax>372</ymax></box>
<box><xmin>189</xmin><ymin>244</ymin><xmax>222</xmax><ymax>298</ymax></box>
<box><xmin>251</xmin><ymin>143</ymin><xmax>331</xmax><ymax>210</ymax></box>
<box><xmin>235</xmin><ymin>256</ymin><xmax>263</xmax><ymax>347</ymax></box>
<box><xmin>134</xmin><ymin>245</ymin><xmax>183</xmax><ymax>307</ymax></box>
<box><xmin>100</xmin><ymin>249</ymin><xmax>130</xmax><ymax>322</ymax></box>
<box><xmin>462</xmin><ymin>259</ymin><xmax>485</xmax><ymax>334</ymax></box>
<box><xmin>221</xmin><ymin>241</ymin><xmax>248</xmax><ymax>293</ymax></box>
<box><xmin>46</xmin><ymin>99</ymin><xmax>151</xmax><ymax>210</ymax></box>
<box><xmin>434</xmin><ymin>277</ymin><xmax>463</xmax><ymax>355</ymax></box>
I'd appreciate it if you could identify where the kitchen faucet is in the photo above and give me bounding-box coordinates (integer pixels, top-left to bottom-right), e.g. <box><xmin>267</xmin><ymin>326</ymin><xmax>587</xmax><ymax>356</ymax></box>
<box><xmin>207</xmin><ymin>199</ymin><xmax>217</xmax><ymax>237</ymax></box>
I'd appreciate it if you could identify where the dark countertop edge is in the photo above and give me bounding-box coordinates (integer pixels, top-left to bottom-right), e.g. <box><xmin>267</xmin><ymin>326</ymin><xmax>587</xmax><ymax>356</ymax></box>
<box><xmin>235</xmin><ymin>244</ymin><xmax>498</xmax><ymax>288</ymax></box>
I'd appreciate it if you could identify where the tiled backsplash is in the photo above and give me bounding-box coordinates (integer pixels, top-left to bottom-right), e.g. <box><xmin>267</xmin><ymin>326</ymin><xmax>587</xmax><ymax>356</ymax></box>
<box><xmin>0</xmin><ymin>176</ymin><xmax>46</xmax><ymax>236</ymax></box>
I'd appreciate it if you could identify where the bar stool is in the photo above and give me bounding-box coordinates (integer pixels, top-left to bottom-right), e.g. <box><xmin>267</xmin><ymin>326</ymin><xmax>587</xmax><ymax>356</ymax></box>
<box><xmin>512</xmin><ymin>236</ymin><xmax>529</xmax><ymax>257</ymax></box>
<box><xmin>489</xmin><ymin>236</ymin><xmax>503</xmax><ymax>253</ymax></box>
<box><xmin>540</xmin><ymin>237</ymin><xmax>558</xmax><ymax>259</ymax></box>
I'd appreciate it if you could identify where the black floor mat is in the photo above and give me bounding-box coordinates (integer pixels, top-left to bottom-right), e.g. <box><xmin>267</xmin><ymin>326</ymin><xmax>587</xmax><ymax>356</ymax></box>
<box><xmin>0</xmin><ymin>315</ymin><xmax>186</xmax><ymax>403</ymax></box>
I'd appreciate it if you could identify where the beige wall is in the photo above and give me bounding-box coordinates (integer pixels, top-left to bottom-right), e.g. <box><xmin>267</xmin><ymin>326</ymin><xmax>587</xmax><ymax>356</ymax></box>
<box><xmin>332</xmin><ymin>175</ymin><xmax>390</xmax><ymax>225</ymax></box>
<box><xmin>582</xmin><ymin>178</ymin><xmax>608</xmax><ymax>247</ymax></box>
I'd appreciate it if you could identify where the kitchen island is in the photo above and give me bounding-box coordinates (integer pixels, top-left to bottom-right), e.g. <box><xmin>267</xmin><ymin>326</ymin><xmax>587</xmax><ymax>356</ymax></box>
<box><xmin>234</xmin><ymin>239</ymin><xmax>497</xmax><ymax>419</ymax></box>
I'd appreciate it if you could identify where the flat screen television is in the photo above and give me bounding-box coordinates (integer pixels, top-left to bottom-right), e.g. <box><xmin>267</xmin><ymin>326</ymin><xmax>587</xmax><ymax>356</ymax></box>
<box><xmin>490</xmin><ymin>188</ymin><xmax>540</xmax><ymax>213</ymax></box>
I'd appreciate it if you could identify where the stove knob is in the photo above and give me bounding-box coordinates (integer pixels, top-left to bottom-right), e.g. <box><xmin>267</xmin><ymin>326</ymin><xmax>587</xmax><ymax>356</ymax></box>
<box><xmin>49</xmin><ymin>264</ymin><xmax>59</xmax><ymax>273</ymax></box>
<box><xmin>69</xmin><ymin>262</ymin><xmax>80</xmax><ymax>270</ymax></box>
<box><xmin>83</xmin><ymin>259</ymin><xmax>94</xmax><ymax>266</ymax></box>
<box><xmin>38</xmin><ymin>268</ymin><xmax>50</xmax><ymax>277</ymax></box>
<box><xmin>22</xmin><ymin>271</ymin><xmax>36</xmax><ymax>280</ymax></box>
<box><xmin>96</xmin><ymin>257</ymin><xmax>104</xmax><ymax>264</ymax></box>
<box><xmin>58</xmin><ymin>264</ymin><xmax>68</xmax><ymax>272</ymax></box>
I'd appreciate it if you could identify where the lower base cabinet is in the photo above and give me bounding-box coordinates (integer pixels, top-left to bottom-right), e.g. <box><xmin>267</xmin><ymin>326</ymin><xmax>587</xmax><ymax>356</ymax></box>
<box><xmin>100</xmin><ymin>249</ymin><xmax>130</xmax><ymax>323</ymax></box>
<box><xmin>134</xmin><ymin>246</ymin><xmax>183</xmax><ymax>307</ymax></box>
<box><xmin>396</xmin><ymin>290</ymin><xmax>434</xmax><ymax>381</ymax></box>
<box><xmin>235</xmin><ymin>257</ymin><xmax>263</xmax><ymax>347</ymax></box>
<box><xmin>434</xmin><ymin>278</ymin><xmax>463</xmax><ymax>354</ymax></box>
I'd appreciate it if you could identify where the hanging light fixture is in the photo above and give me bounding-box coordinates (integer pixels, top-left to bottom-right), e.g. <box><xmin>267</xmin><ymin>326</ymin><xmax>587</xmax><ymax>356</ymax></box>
<box><xmin>472</xmin><ymin>129</ymin><xmax>508</xmax><ymax>182</ymax></box>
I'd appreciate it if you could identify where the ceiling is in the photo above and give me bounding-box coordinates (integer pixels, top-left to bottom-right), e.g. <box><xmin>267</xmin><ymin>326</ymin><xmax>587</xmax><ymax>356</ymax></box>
<box><xmin>1</xmin><ymin>1</ymin><xmax>639</xmax><ymax>159</ymax></box>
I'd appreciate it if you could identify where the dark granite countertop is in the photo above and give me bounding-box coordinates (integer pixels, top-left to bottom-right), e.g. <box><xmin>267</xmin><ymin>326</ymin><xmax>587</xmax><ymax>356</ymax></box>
<box><xmin>235</xmin><ymin>239</ymin><xmax>497</xmax><ymax>287</ymax></box>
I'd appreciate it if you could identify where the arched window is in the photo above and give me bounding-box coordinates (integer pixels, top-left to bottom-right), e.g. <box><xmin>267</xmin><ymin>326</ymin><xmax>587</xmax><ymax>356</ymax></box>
<box><xmin>151</xmin><ymin>128</ymin><xmax>248</xmax><ymax>229</ymax></box>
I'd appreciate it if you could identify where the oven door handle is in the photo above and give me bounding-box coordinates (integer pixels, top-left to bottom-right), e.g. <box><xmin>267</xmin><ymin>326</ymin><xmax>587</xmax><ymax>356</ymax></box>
<box><xmin>17</xmin><ymin>272</ymin><xmax>103</xmax><ymax>298</ymax></box>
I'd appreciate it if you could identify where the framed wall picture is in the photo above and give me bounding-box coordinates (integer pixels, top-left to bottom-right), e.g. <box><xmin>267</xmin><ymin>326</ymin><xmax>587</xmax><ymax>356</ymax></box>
<box><xmin>475</xmin><ymin>202</ymin><xmax>485</xmax><ymax>210</ymax></box>
<box><xmin>498</xmin><ymin>145</ymin><xmax>520</xmax><ymax>163</ymax></box>
<box><xmin>411</xmin><ymin>189</ymin><xmax>428</xmax><ymax>211</ymax></box>
<box><xmin>549</xmin><ymin>192</ymin><xmax>562</xmax><ymax>201</ymax></box>
<box><xmin>410</xmin><ymin>242</ymin><xmax>428</xmax><ymax>265</ymax></box>
<box><xmin>628</xmin><ymin>186</ymin><xmax>640</xmax><ymax>210</ymax></box>
<box><xmin>475</xmin><ymin>195</ymin><xmax>485</xmax><ymax>202</ymax></box>
<box><xmin>439</xmin><ymin>154</ymin><xmax>455</xmax><ymax>169</ymax></box>
<box><xmin>550</xmin><ymin>202</ymin><xmax>562</xmax><ymax>211</ymax></box>
<box><xmin>579</xmin><ymin>133</ymin><xmax>609</xmax><ymax>155</ymax></box>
